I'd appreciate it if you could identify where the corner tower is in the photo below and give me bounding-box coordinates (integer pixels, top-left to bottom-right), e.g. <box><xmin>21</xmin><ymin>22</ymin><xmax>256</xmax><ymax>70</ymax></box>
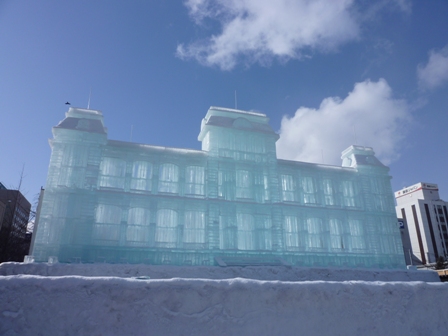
<box><xmin>32</xmin><ymin>108</ymin><xmax>108</xmax><ymax>261</ymax></box>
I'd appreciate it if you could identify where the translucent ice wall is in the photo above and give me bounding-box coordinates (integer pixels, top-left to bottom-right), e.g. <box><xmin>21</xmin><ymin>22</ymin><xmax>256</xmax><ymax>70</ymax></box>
<box><xmin>31</xmin><ymin>107</ymin><xmax>405</xmax><ymax>268</ymax></box>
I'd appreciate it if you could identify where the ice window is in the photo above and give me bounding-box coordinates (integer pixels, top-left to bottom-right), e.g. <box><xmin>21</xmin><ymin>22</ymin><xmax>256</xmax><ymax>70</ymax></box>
<box><xmin>126</xmin><ymin>208</ymin><xmax>150</xmax><ymax>243</ymax></box>
<box><xmin>95</xmin><ymin>204</ymin><xmax>122</xmax><ymax>224</ymax></box>
<box><xmin>378</xmin><ymin>217</ymin><xmax>395</xmax><ymax>234</ymax></box>
<box><xmin>219</xmin><ymin>215</ymin><xmax>237</xmax><ymax>249</ymax></box>
<box><xmin>218</xmin><ymin>169</ymin><xmax>235</xmax><ymax>200</ymax></box>
<box><xmin>99</xmin><ymin>157</ymin><xmax>126</xmax><ymax>189</ymax></box>
<box><xmin>370</xmin><ymin>179</ymin><xmax>380</xmax><ymax>194</ymax></box>
<box><xmin>374</xmin><ymin>196</ymin><xmax>387</xmax><ymax>211</ymax></box>
<box><xmin>185</xmin><ymin>166</ymin><xmax>205</xmax><ymax>196</ymax></box>
<box><xmin>61</xmin><ymin>144</ymin><xmax>88</xmax><ymax>167</ymax></box>
<box><xmin>237</xmin><ymin>213</ymin><xmax>255</xmax><ymax>250</ymax></box>
<box><xmin>341</xmin><ymin>181</ymin><xmax>356</xmax><ymax>207</ymax></box>
<box><xmin>263</xmin><ymin>175</ymin><xmax>270</xmax><ymax>201</ymax></box>
<box><xmin>236</xmin><ymin>170</ymin><xmax>252</xmax><ymax>199</ymax></box>
<box><xmin>183</xmin><ymin>211</ymin><xmax>206</xmax><ymax>243</ymax></box>
<box><xmin>58</xmin><ymin>167</ymin><xmax>85</xmax><ymax>188</ymax></box>
<box><xmin>257</xmin><ymin>216</ymin><xmax>272</xmax><ymax>250</ymax></box>
<box><xmin>58</xmin><ymin>144</ymin><xmax>88</xmax><ymax>188</ymax></box>
<box><xmin>155</xmin><ymin>209</ymin><xmax>178</xmax><ymax>247</ymax></box>
<box><xmin>307</xmin><ymin>218</ymin><xmax>324</xmax><ymax>249</ymax></box>
<box><xmin>348</xmin><ymin>219</ymin><xmax>365</xmax><ymax>250</ymax></box>
<box><xmin>329</xmin><ymin>219</ymin><xmax>344</xmax><ymax>250</ymax></box>
<box><xmin>130</xmin><ymin>161</ymin><xmax>152</xmax><ymax>191</ymax></box>
<box><xmin>281</xmin><ymin>175</ymin><xmax>295</xmax><ymax>202</ymax></box>
<box><xmin>283</xmin><ymin>216</ymin><xmax>300</xmax><ymax>249</ymax></box>
<box><xmin>93</xmin><ymin>204</ymin><xmax>122</xmax><ymax>241</ymax></box>
<box><xmin>302</xmin><ymin>177</ymin><xmax>316</xmax><ymax>204</ymax></box>
<box><xmin>380</xmin><ymin>236</ymin><xmax>398</xmax><ymax>254</ymax></box>
<box><xmin>158</xmin><ymin>164</ymin><xmax>179</xmax><ymax>194</ymax></box>
<box><xmin>322</xmin><ymin>179</ymin><xmax>334</xmax><ymax>206</ymax></box>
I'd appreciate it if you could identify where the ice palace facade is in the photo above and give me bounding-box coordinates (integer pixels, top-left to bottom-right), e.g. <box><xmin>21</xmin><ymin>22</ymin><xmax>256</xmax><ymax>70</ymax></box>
<box><xmin>31</xmin><ymin>107</ymin><xmax>405</xmax><ymax>268</ymax></box>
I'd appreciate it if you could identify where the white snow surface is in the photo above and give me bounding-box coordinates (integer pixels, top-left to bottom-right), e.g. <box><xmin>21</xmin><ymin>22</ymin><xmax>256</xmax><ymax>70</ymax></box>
<box><xmin>1</xmin><ymin>263</ymin><xmax>447</xmax><ymax>335</ymax></box>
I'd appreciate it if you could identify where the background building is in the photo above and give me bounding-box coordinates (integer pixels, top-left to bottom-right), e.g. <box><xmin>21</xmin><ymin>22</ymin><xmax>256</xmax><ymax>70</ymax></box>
<box><xmin>32</xmin><ymin>107</ymin><xmax>405</xmax><ymax>268</ymax></box>
<box><xmin>0</xmin><ymin>182</ymin><xmax>32</xmax><ymax>262</ymax></box>
<box><xmin>395</xmin><ymin>182</ymin><xmax>448</xmax><ymax>265</ymax></box>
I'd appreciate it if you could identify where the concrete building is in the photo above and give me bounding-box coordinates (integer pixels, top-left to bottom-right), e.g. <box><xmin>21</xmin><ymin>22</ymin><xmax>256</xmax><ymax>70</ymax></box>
<box><xmin>0</xmin><ymin>182</ymin><xmax>32</xmax><ymax>262</ymax></box>
<box><xmin>31</xmin><ymin>107</ymin><xmax>405</xmax><ymax>268</ymax></box>
<box><xmin>395</xmin><ymin>182</ymin><xmax>448</xmax><ymax>265</ymax></box>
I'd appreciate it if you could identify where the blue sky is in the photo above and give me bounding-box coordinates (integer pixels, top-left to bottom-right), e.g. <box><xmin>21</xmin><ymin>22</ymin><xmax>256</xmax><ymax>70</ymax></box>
<box><xmin>1</xmin><ymin>0</ymin><xmax>448</xmax><ymax>203</ymax></box>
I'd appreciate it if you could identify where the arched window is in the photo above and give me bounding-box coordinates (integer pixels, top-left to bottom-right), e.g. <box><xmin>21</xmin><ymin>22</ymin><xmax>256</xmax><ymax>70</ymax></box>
<box><xmin>158</xmin><ymin>164</ymin><xmax>179</xmax><ymax>193</ymax></box>
<box><xmin>256</xmin><ymin>216</ymin><xmax>272</xmax><ymax>250</ymax></box>
<box><xmin>99</xmin><ymin>157</ymin><xmax>126</xmax><ymax>189</ymax></box>
<box><xmin>281</xmin><ymin>175</ymin><xmax>295</xmax><ymax>202</ymax></box>
<box><xmin>329</xmin><ymin>219</ymin><xmax>344</xmax><ymax>250</ymax></box>
<box><xmin>236</xmin><ymin>170</ymin><xmax>252</xmax><ymax>199</ymax></box>
<box><xmin>283</xmin><ymin>216</ymin><xmax>299</xmax><ymax>249</ymax></box>
<box><xmin>219</xmin><ymin>215</ymin><xmax>237</xmax><ymax>249</ymax></box>
<box><xmin>185</xmin><ymin>166</ymin><xmax>205</xmax><ymax>196</ymax></box>
<box><xmin>126</xmin><ymin>208</ymin><xmax>150</xmax><ymax>243</ymax></box>
<box><xmin>237</xmin><ymin>213</ymin><xmax>255</xmax><ymax>250</ymax></box>
<box><xmin>183</xmin><ymin>211</ymin><xmax>206</xmax><ymax>243</ymax></box>
<box><xmin>155</xmin><ymin>209</ymin><xmax>178</xmax><ymax>247</ymax></box>
<box><xmin>348</xmin><ymin>219</ymin><xmax>365</xmax><ymax>250</ymax></box>
<box><xmin>302</xmin><ymin>177</ymin><xmax>316</xmax><ymax>204</ymax></box>
<box><xmin>323</xmin><ymin>179</ymin><xmax>334</xmax><ymax>206</ymax></box>
<box><xmin>307</xmin><ymin>218</ymin><xmax>324</xmax><ymax>249</ymax></box>
<box><xmin>341</xmin><ymin>181</ymin><xmax>356</xmax><ymax>207</ymax></box>
<box><xmin>130</xmin><ymin>161</ymin><xmax>152</xmax><ymax>191</ymax></box>
<box><xmin>93</xmin><ymin>204</ymin><xmax>122</xmax><ymax>242</ymax></box>
<box><xmin>57</xmin><ymin>144</ymin><xmax>88</xmax><ymax>188</ymax></box>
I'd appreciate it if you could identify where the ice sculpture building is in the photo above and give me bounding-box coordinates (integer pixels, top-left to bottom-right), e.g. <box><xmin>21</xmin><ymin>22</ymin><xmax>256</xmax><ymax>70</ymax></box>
<box><xmin>31</xmin><ymin>107</ymin><xmax>405</xmax><ymax>268</ymax></box>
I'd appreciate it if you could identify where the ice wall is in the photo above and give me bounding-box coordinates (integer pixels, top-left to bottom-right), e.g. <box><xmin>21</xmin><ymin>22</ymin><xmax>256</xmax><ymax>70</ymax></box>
<box><xmin>31</xmin><ymin>107</ymin><xmax>405</xmax><ymax>268</ymax></box>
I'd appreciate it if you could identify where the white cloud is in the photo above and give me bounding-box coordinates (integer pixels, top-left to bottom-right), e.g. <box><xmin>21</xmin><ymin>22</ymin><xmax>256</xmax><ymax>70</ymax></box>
<box><xmin>417</xmin><ymin>45</ymin><xmax>448</xmax><ymax>90</ymax></box>
<box><xmin>393</xmin><ymin>0</ymin><xmax>412</xmax><ymax>14</ymax></box>
<box><xmin>360</xmin><ymin>0</ymin><xmax>412</xmax><ymax>20</ymax></box>
<box><xmin>177</xmin><ymin>0</ymin><xmax>411</xmax><ymax>70</ymax></box>
<box><xmin>276</xmin><ymin>79</ymin><xmax>410</xmax><ymax>166</ymax></box>
<box><xmin>177</xmin><ymin>0</ymin><xmax>360</xmax><ymax>70</ymax></box>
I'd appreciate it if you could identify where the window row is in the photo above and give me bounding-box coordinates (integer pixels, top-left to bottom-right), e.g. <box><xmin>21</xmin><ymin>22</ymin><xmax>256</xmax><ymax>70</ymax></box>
<box><xmin>282</xmin><ymin>216</ymin><xmax>366</xmax><ymax>252</ymax></box>
<box><xmin>214</xmin><ymin>132</ymin><xmax>267</xmax><ymax>154</ymax></box>
<box><xmin>218</xmin><ymin>169</ymin><xmax>270</xmax><ymax>202</ymax></box>
<box><xmin>92</xmin><ymin>205</ymin><xmax>399</xmax><ymax>254</ymax></box>
<box><xmin>93</xmin><ymin>206</ymin><xmax>206</xmax><ymax>245</ymax></box>
<box><xmin>99</xmin><ymin>158</ymin><xmax>271</xmax><ymax>201</ymax></box>
<box><xmin>99</xmin><ymin>159</ymin><xmax>205</xmax><ymax>196</ymax></box>
<box><xmin>280</xmin><ymin>175</ymin><xmax>357</xmax><ymax>207</ymax></box>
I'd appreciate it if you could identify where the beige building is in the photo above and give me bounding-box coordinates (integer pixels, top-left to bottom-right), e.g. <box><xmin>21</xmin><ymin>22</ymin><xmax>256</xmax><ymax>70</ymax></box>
<box><xmin>395</xmin><ymin>182</ymin><xmax>448</xmax><ymax>265</ymax></box>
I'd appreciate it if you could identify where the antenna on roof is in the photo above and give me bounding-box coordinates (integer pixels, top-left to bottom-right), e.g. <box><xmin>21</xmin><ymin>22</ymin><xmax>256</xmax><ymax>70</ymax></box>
<box><xmin>235</xmin><ymin>90</ymin><xmax>237</xmax><ymax>109</ymax></box>
<box><xmin>87</xmin><ymin>88</ymin><xmax>92</xmax><ymax>109</ymax></box>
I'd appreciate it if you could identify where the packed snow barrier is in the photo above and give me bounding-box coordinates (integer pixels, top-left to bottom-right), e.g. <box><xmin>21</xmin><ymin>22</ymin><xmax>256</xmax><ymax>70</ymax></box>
<box><xmin>0</xmin><ymin>262</ymin><xmax>440</xmax><ymax>282</ymax></box>
<box><xmin>1</xmin><ymin>275</ymin><xmax>448</xmax><ymax>335</ymax></box>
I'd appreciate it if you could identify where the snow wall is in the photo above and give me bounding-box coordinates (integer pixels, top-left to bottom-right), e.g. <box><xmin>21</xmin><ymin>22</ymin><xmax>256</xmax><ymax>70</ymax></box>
<box><xmin>1</xmin><ymin>264</ymin><xmax>447</xmax><ymax>335</ymax></box>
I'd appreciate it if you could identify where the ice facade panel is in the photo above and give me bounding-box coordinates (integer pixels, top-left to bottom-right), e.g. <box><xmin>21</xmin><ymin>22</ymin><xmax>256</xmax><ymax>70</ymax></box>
<box><xmin>32</xmin><ymin>107</ymin><xmax>406</xmax><ymax>268</ymax></box>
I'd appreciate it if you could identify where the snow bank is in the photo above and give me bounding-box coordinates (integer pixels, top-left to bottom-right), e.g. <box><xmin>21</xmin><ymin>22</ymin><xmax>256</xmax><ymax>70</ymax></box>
<box><xmin>0</xmin><ymin>262</ymin><xmax>440</xmax><ymax>282</ymax></box>
<box><xmin>1</xmin><ymin>275</ymin><xmax>448</xmax><ymax>335</ymax></box>
<box><xmin>1</xmin><ymin>263</ymin><xmax>446</xmax><ymax>335</ymax></box>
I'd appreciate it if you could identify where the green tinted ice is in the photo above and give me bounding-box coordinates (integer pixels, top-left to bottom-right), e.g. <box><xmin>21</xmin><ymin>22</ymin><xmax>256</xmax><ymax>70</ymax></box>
<box><xmin>31</xmin><ymin>107</ymin><xmax>405</xmax><ymax>268</ymax></box>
